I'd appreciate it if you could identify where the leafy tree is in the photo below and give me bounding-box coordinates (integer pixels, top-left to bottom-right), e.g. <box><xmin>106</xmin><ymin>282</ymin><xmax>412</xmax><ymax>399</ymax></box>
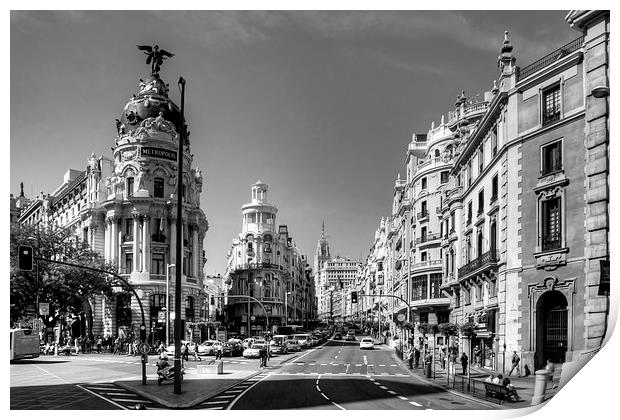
<box><xmin>460</xmin><ymin>322</ymin><xmax>477</xmax><ymax>338</ymax></box>
<box><xmin>10</xmin><ymin>222</ymin><xmax>119</xmax><ymax>334</ymax></box>
<box><xmin>439</xmin><ymin>322</ymin><xmax>459</xmax><ymax>338</ymax></box>
<box><xmin>418</xmin><ymin>322</ymin><xmax>430</xmax><ymax>336</ymax></box>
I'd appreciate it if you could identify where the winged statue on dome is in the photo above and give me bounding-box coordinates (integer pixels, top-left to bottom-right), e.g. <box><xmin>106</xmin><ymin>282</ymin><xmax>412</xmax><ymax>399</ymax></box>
<box><xmin>137</xmin><ymin>45</ymin><xmax>174</xmax><ymax>75</ymax></box>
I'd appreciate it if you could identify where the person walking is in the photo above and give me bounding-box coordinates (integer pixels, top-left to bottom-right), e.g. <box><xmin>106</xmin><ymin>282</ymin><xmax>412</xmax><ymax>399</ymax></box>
<box><xmin>193</xmin><ymin>342</ymin><xmax>202</xmax><ymax>361</ymax></box>
<box><xmin>460</xmin><ymin>352</ymin><xmax>469</xmax><ymax>375</ymax></box>
<box><xmin>414</xmin><ymin>347</ymin><xmax>421</xmax><ymax>368</ymax></box>
<box><xmin>113</xmin><ymin>337</ymin><xmax>121</xmax><ymax>355</ymax></box>
<box><xmin>96</xmin><ymin>335</ymin><xmax>102</xmax><ymax>353</ymax></box>
<box><xmin>182</xmin><ymin>342</ymin><xmax>189</xmax><ymax>361</ymax></box>
<box><xmin>215</xmin><ymin>345</ymin><xmax>222</xmax><ymax>360</ymax></box>
<box><xmin>508</xmin><ymin>351</ymin><xmax>521</xmax><ymax>377</ymax></box>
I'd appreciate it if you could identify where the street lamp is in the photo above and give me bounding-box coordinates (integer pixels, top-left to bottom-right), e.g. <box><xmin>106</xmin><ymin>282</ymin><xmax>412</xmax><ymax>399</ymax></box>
<box><xmin>166</xmin><ymin>264</ymin><xmax>175</xmax><ymax>346</ymax></box>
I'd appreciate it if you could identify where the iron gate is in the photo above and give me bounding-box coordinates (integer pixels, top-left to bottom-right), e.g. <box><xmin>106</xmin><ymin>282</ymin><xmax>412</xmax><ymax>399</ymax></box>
<box><xmin>545</xmin><ymin>308</ymin><xmax>567</xmax><ymax>363</ymax></box>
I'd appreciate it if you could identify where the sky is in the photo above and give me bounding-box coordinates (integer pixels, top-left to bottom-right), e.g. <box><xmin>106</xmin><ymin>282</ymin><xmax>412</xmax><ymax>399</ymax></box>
<box><xmin>10</xmin><ymin>10</ymin><xmax>579</xmax><ymax>276</ymax></box>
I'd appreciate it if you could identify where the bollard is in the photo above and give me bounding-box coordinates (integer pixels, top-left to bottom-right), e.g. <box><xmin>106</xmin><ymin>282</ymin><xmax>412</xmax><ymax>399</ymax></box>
<box><xmin>531</xmin><ymin>369</ymin><xmax>550</xmax><ymax>405</ymax></box>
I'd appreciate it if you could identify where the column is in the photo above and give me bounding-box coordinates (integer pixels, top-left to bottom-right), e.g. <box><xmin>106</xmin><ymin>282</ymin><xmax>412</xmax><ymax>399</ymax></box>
<box><xmin>104</xmin><ymin>218</ymin><xmax>110</xmax><ymax>261</ymax></box>
<box><xmin>169</xmin><ymin>216</ymin><xmax>177</xmax><ymax>267</ymax></box>
<box><xmin>133</xmin><ymin>214</ymin><xmax>140</xmax><ymax>272</ymax></box>
<box><xmin>192</xmin><ymin>225</ymin><xmax>199</xmax><ymax>278</ymax></box>
<box><xmin>116</xmin><ymin>218</ymin><xmax>122</xmax><ymax>269</ymax></box>
<box><xmin>142</xmin><ymin>215</ymin><xmax>150</xmax><ymax>273</ymax></box>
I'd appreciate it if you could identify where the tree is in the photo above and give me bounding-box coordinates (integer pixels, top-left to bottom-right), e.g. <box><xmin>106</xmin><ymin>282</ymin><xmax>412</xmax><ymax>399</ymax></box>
<box><xmin>418</xmin><ymin>322</ymin><xmax>430</xmax><ymax>337</ymax></box>
<box><xmin>460</xmin><ymin>322</ymin><xmax>477</xmax><ymax>339</ymax></box>
<box><xmin>439</xmin><ymin>322</ymin><xmax>459</xmax><ymax>338</ymax></box>
<box><xmin>10</xmin><ymin>223</ymin><xmax>118</xmax><ymax>335</ymax></box>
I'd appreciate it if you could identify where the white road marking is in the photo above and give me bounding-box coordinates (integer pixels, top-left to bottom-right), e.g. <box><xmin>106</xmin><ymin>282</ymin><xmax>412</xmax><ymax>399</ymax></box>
<box><xmin>387</xmin><ymin>390</ymin><xmax>397</xmax><ymax>395</ymax></box>
<box><xmin>355</xmin><ymin>364</ymin><xmax>362</xmax><ymax>367</ymax></box>
<box><xmin>75</xmin><ymin>385</ymin><xmax>128</xmax><ymax>410</ymax></box>
<box><xmin>104</xmin><ymin>392</ymin><xmax>133</xmax><ymax>396</ymax></box>
<box><xmin>379</xmin><ymin>386</ymin><xmax>388</xmax><ymax>390</ymax></box>
<box><xmin>228</xmin><ymin>373</ymin><xmax>272</xmax><ymax>410</ymax></box>
<box><xmin>203</xmin><ymin>401</ymin><xmax>224</xmax><ymax>405</ymax></box>
<box><xmin>114</xmin><ymin>398</ymin><xmax>153</xmax><ymax>403</ymax></box>
<box><xmin>207</xmin><ymin>407</ymin><xmax>223</xmax><ymax>410</ymax></box>
<box><xmin>398</xmin><ymin>396</ymin><xmax>408</xmax><ymax>400</ymax></box>
<box><xmin>390</xmin><ymin>364</ymin><xmax>397</xmax><ymax>367</ymax></box>
<box><xmin>409</xmin><ymin>401</ymin><xmax>422</xmax><ymax>407</ymax></box>
<box><xmin>87</xmin><ymin>387</ymin><xmax>121</xmax><ymax>391</ymax></box>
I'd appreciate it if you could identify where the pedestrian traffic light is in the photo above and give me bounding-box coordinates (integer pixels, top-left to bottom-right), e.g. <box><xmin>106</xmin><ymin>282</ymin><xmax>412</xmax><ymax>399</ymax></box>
<box><xmin>351</xmin><ymin>291</ymin><xmax>358</xmax><ymax>304</ymax></box>
<box><xmin>18</xmin><ymin>245</ymin><xmax>33</xmax><ymax>271</ymax></box>
<box><xmin>139</xmin><ymin>324</ymin><xmax>147</xmax><ymax>341</ymax></box>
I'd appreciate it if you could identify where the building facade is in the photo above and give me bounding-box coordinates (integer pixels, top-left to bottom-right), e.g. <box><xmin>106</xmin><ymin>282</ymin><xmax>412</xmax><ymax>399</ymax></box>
<box><xmin>223</xmin><ymin>182</ymin><xmax>317</xmax><ymax>335</ymax></box>
<box><xmin>15</xmin><ymin>62</ymin><xmax>208</xmax><ymax>343</ymax></box>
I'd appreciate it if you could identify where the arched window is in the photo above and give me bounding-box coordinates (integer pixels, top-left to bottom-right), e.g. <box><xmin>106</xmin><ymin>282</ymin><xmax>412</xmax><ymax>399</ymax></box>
<box><xmin>435</xmin><ymin>149</ymin><xmax>440</xmax><ymax>158</ymax></box>
<box><xmin>264</xmin><ymin>289</ymin><xmax>271</xmax><ymax>298</ymax></box>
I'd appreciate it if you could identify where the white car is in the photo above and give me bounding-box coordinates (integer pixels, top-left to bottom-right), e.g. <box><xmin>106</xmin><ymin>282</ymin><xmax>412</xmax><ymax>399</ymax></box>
<box><xmin>243</xmin><ymin>344</ymin><xmax>263</xmax><ymax>358</ymax></box>
<box><xmin>293</xmin><ymin>334</ymin><xmax>311</xmax><ymax>348</ymax></box>
<box><xmin>359</xmin><ymin>337</ymin><xmax>374</xmax><ymax>350</ymax></box>
<box><xmin>270</xmin><ymin>335</ymin><xmax>289</xmax><ymax>345</ymax></box>
<box><xmin>285</xmin><ymin>339</ymin><xmax>300</xmax><ymax>352</ymax></box>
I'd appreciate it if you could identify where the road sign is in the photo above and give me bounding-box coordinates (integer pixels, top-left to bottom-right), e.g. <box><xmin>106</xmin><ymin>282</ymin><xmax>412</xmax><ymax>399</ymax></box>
<box><xmin>39</xmin><ymin>303</ymin><xmax>49</xmax><ymax>316</ymax></box>
<box><xmin>138</xmin><ymin>342</ymin><xmax>151</xmax><ymax>355</ymax></box>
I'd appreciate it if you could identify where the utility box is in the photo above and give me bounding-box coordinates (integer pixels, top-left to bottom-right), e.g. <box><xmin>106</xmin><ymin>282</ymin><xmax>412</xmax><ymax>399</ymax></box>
<box><xmin>197</xmin><ymin>360</ymin><xmax>223</xmax><ymax>375</ymax></box>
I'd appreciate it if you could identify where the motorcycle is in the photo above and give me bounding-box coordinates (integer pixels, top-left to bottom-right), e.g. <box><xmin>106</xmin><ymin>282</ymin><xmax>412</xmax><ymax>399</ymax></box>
<box><xmin>156</xmin><ymin>359</ymin><xmax>185</xmax><ymax>385</ymax></box>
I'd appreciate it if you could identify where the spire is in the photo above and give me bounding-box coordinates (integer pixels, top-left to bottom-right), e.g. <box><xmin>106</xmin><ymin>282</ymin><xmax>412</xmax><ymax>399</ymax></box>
<box><xmin>501</xmin><ymin>30</ymin><xmax>513</xmax><ymax>55</ymax></box>
<box><xmin>322</xmin><ymin>221</ymin><xmax>325</xmax><ymax>238</ymax></box>
<box><xmin>19</xmin><ymin>182</ymin><xmax>24</xmax><ymax>197</ymax></box>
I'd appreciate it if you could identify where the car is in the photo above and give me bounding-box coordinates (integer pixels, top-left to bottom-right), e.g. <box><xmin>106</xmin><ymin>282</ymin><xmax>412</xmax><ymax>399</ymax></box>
<box><xmin>227</xmin><ymin>339</ymin><xmax>244</xmax><ymax>356</ymax></box>
<box><xmin>346</xmin><ymin>331</ymin><xmax>356</xmax><ymax>341</ymax></box>
<box><xmin>253</xmin><ymin>339</ymin><xmax>267</xmax><ymax>348</ymax></box>
<box><xmin>285</xmin><ymin>339</ymin><xmax>300</xmax><ymax>352</ymax></box>
<box><xmin>359</xmin><ymin>337</ymin><xmax>374</xmax><ymax>350</ymax></box>
<box><xmin>292</xmin><ymin>334</ymin><xmax>311</xmax><ymax>348</ymax></box>
<box><xmin>243</xmin><ymin>344</ymin><xmax>264</xmax><ymax>358</ymax></box>
<box><xmin>166</xmin><ymin>340</ymin><xmax>195</xmax><ymax>356</ymax></box>
<box><xmin>270</xmin><ymin>340</ymin><xmax>288</xmax><ymax>354</ymax></box>
<box><xmin>270</xmin><ymin>335</ymin><xmax>289</xmax><ymax>345</ymax></box>
<box><xmin>333</xmin><ymin>332</ymin><xmax>342</xmax><ymax>340</ymax></box>
<box><xmin>242</xmin><ymin>338</ymin><xmax>256</xmax><ymax>349</ymax></box>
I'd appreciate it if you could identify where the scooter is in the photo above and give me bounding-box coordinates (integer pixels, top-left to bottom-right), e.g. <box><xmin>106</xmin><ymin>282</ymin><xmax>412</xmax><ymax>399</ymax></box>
<box><xmin>156</xmin><ymin>360</ymin><xmax>185</xmax><ymax>385</ymax></box>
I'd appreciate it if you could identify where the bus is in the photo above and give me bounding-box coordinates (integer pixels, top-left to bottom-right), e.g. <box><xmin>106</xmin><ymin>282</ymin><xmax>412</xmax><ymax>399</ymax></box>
<box><xmin>10</xmin><ymin>328</ymin><xmax>40</xmax><ymax>361</ymax></box>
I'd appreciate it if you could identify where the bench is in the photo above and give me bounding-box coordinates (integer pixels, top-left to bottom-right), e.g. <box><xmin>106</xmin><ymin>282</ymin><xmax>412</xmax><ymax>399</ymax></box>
<box><xmin>483</xmin><ymin>382</ymin><xmax>510</xmax><ymax>403</ymax></box>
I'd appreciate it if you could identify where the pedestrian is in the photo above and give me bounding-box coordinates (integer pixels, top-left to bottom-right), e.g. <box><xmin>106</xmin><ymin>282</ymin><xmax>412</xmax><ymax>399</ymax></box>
<box><xmin>493</xmin><ymin>374</ymin><xmax>502</xmax><ymax>384</ymax></box>
<box><xmin>258</xmin><ymin>346</ymin><xmax>265</xmax><ymax>368</ymax></box>
<box><xmin>508</xmin><ymin>351</ymin><xmax>521</xmax><ymax>377</ymax></box>
<box><xmin>473</xmin><ymin>345</ymin><xmax>481</xmax><ymax>366</ymax></box>
<box><xmin>96</xmin><ymin>335</ymin><xmax>102</xmax><ymax>353</ymax></box>
<box><xmin>75</xmin><ymin>336</ymin><xmax>81</xmax><ymax>355</ymax></box>
<box><xmin>85</xmin><ymin>335</ymin><xmax>92</xmax><ymax>353</ymax></box>
<box><xmin>502</xmin><ymin>376</ymin><xmax>520</xmax><ymax>401</ymax></box>
<box><xmin>113</xmin><ymin>337</ymin><xmax>121</xmax><ymax>355</ymax></box>
<box><xmin>158</xmin><ymin>341</ymin><xmax>165</xmax><ymax>355</ymax></box>
<box><xmin>414</xmin><ymin>347</ymin><xmax>420</xmax><ymax>368</ymax></box>
<box><xmin>182</xmin><ymin>342</ymin><xmax>189</xmax><ymax>361</ymax></box>
<box><xmin>441</xmin><ymin>346</ymin><xmax>447</xmax><ymax>369</ymax></box>
<box><xmin>450</xmin><ymin>351</ymin><xmax>457</xmax><ymax>375</ymax></box>
<box><xmin>545</xmin><ymin>359</ymin><xmax>555</xmax><ymax>382</ymax></box>
<box><xmin>193</xmin><ymin>342</ymin><xmax>202</xmax><ymax>361</ymax></box>
<box><xmin>215</xmin><ymin>346</ymin><xmax>222</xmax><ymax>360</ymax></box>
<box><xmin>261</xmin><ymin>346</ymin><xmax>268</xmax><ymax>368</ymax></box>
<box><xmin>460</xmin><ymin>352</ymin><xmax>469</xmax><ymax>375</ymax></box>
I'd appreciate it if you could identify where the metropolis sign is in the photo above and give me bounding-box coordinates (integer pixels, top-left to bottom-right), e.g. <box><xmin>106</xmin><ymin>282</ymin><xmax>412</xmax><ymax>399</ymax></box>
<box><xmin>141</xmin><ymin>147</ymin><xmax>177</xmax><ymax>161</ymax></box>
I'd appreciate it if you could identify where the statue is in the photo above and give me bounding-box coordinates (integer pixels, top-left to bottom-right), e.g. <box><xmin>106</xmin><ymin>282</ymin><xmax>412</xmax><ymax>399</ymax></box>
<box><xmin>136</xmin><ymin>168</ymin><xmax>147</xmax><ymax>191</ymax></box>
<box><xmin>87</xmin><ymin>153</ymin><xmax>99</xmax><ymax>172</ymax></box>
<box><xmin>137</xmin><ymin>45</ymin><xmax>174</xmax><ymax>75</ymax></box>
<box><xmin>115</xmin><ymin>119</ymin><xmax>126</xmax><ymax>135</ymax></box>
<box><xmin>195</xmin><ymin>167</ymin><xmax>203</xmax><ymax>184</ymax></box>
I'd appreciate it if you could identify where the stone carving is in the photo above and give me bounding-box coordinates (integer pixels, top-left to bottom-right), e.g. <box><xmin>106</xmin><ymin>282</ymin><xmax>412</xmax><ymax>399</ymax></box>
<box><xmin>125</xmin><ymin>110</ymin><xmax>140</xmax><ymax>125</ymax></box>
<box><xmin>88</xmin><ymin>153</ymin><xmax>100</xmax><ymax>173</ymax></box>
<box><xmin>136</xmin><ymin>167</ymin><xmax>147</xmax><ymax>191</ymax></box>
<box><xmin>121</xmin><ymin>150</ymin><xmax>136</xmax><ymax>162</ymax></box>
<box><xmin>115</xmin><ymin>119</ymin><xmax>126</xmax><ymax>135</ymax></box>
<box><xmin>195</xmin><ymin>167</ymin><xmax>203</xmax><ymax>184</ymax></box>
<box><xmin>142</xmin><ymin>111</ymin><xmax>175</xmax><ymax>133</ymax></box>
<box><xmin>442</xmin><ymin>147</ymin><xmax>452</xmax><ymax>163</ymax></box>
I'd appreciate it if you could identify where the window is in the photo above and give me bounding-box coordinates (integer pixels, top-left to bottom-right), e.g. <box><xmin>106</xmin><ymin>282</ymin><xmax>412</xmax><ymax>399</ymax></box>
<box><xmin>542</xmin><ymin>197</ymin><xmax>562</xmax><ymax>250</ymax></box>
<box><xmin>152</xmin><ymin>253</ymin><xmax>165</xmax><ymax>274</ymax></box>
<box><xmin>421</xmin><ymin>201</ymin><xmax>427</xmax><ymax>217</ymax></box>
<box><xmin>421</xmin><ymin>226</ymin><xmax>427</xmax><ymax>243</ymax></box>
<box><xmin>454</xmin><ymin>290</ymin><xmax>461</xmax><ymax>307</ymax></box>
<box><xmin>411</xmin><ymin>275</ymin><xmax>427</xmax><ymax>301</ymax></box>
<box><xmin>542</xmin><ymin>140</ymin><xmax>563</xmax><ymax>175</ymax></box>
<box><xmin>430</xmin><ymin>274</ymin><xmax>442</xmax><ymax>299</ymax></box>
<box><xmin>489</xmin><ymin>278</ymin><xmax>497</xmax><ymax>297</ymax></box>
<box><xmin>476</xmin><ymin>283</ymin><xmax>483</xmax><ymax>302</ymax></box>
<box><xmin>125</xmin><ymin>218</ymin><xmax>132</xmax><ymax>235</ymax></box>
<box><xmin>125</xmin><ymin>253</ymin><xmax>133</xmax><ymax>273</ymax></box>
<box><xmin>421</xmin><ymin>177</ymin><xmax>427</xmax><ymax>190</ymax></box>
<box><xmin>440</xmin><ymin>171</ymin><xmax>449</xmax><ymax>184</ymax></box>
<box><xmin>478</xmin><ymin>148</ymin><xmax>484</xmax><ymax>174</ymax></box>
<box><xmin>182</xmin><ymin>184</ymin><xmax>186</xmax><ymax>201</ymax></box>
<box><xmin>450</xmin><ymin>212</ymin><xmax>455</xmax><ymax>232</ymax></box>
<box><xmin>127</xmin><ymin>177</ymin><xmax>134</xmax><ymax>198</ymax></box>
<box><xmin>185</xmin><ymin>296</ymin><xmax>195</xmax><ymax>322</ymax></box>
<box><xmin>419</xmin><ymin>312</ymin><xmax>429</xmax><ymax>324</ymax></box>
<box><xmin>421</xmin><ymin>251</ymin><xmax>427</xmax><ymax>262</ymax></box>
<box><xmin>154</xmin><ymin>177</ymin><xmax>165</xmax><ymax>198</ymax></box>
<box><xmin>467</xmin><ymin>162</ymin><xmax>472</xmax><ymax>187</ymax></box>
<box><xmin>464</xmin><ymin>288</ymin><xmax>471</xmax><ymax>305</ymax></box>
<box><xmin>491</xmin><ymin>174</ymin><xmax>499</xmax><ymax>203</ymax></box>
<box><xmin>478</xmin><ymin>189</ymin><xmax>484</xmax><ymax>215</ymax></box>
<box><xmin>467</xmin><ymin>202</ymin><xmax>472</xmax><ymax>225</ymax></box>
<box><xmin>491</xmin><ymin>126</ymin><xmax>498</xmax><ymax>158</ymax></box>
<box><xmin>542</xmin><ymin>84</ymin><xmax>561</xmax><ymax>126</ymax></box>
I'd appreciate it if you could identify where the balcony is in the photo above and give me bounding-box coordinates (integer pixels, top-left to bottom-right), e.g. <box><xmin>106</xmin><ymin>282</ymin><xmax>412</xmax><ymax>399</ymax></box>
<box><xmin>542</xmin><ymin>234</ymin><xmax>562</xmax><ymax>251</ymax></box>
<box><xmin>409</xmin><ymin>259</ymin><xmax>442</xmax><ymax>270</ymax></box>
<box><xmin>415</xmin><ymin>233</ymin><xmax>441</xmax><ymax>245</ymax></box>
<box><xmin>458</xmin><ymin>249</ymin><xmax>499</xmax><ymax>279</ymax></box>
<box><xmin>152</xmin><ymin>233</ymin><xmax>166</xmax><ymax>243</ymax></box>
<box><xmin>122</xmin><ymin>234</ymin><xmax>133</xmax><ymax>243</ymax></box>
<box><xmin>517</xmin><ymin>36</ymin><xmax>584</xmax><ymax>80</ymax></box>
<box><xmin>417</xmin><ymin>210</ymin><xmax>429</xmax><ymax>220</ymax></box>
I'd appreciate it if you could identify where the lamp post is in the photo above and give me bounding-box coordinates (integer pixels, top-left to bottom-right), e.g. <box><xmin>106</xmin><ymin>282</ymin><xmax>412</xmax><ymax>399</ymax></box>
<box><xmin>174</xmin><ymin>76</ymin><xmax>186</xmax><ymax>395</ymax></box>
<box><xmin>166</xmin><ymin>264</ymin><xmax>175</xmax><ymax>346</ymax></box>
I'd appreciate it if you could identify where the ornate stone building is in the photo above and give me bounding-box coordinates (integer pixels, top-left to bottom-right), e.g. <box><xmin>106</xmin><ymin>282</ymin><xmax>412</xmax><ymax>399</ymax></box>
<box><xmin>223</xmin><ymin>182</ymin><xmax>316</xmax><ymax>335</ymax></box>
<box><xmin>16</xmin><ymin>52</ymin><xmax>208</xmax><ymax>343</ymax></box>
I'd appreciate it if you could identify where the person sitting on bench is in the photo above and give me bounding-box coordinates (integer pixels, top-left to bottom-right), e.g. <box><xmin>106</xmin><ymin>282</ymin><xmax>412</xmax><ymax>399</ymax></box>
<box><xmin>502</xmin><ymin>377</ymin><xmax>520</xmax><ymax>402</ymax></box>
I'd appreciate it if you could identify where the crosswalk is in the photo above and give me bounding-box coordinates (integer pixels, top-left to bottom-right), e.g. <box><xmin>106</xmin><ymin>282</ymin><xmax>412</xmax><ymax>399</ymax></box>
<box><xmin>78</xmin><ymin>383</ymin><xmax>163</xmax><ymax>409</ymax></box>
<box><xmin>197</xmin><ymin>371</ymin><xmax>271</xmax><ymax>410</ymax></box>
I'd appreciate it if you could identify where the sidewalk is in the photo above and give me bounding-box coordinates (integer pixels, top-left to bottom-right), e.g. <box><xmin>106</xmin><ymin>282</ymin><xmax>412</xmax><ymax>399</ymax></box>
<box><xmin>393</xmin><ymin>349</ymin><xmax>559</xmax><ymax>409</ymax></box>
<box><xmin>115</xmin><ymin>351</ymin><xmax>303</xmax><ymax>408</ymax></box>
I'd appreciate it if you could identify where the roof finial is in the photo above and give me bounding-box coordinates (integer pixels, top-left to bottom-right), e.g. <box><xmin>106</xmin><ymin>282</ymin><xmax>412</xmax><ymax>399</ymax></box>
<box><xmin>321</xmin><ymin>221</ymin><xmax>325</xmax><ymax>239</ymax></box>
<box><xmin>19</xmin><ymin>182</ymin><xmax>24</xmax><ymax>197</ymax></box>
<box><xmin>501</xmin><ymin>30</ymin><xmax>513</xmax><ymax>54</ymax></box>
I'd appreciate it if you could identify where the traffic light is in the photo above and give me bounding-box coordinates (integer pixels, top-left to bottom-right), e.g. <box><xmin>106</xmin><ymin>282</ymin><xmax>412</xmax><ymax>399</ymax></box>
<box><xmin>18</xmin><ymin>245</ymin><xmax>33</xmax><ymax>271</ymax></box>
<box><xmin>351</xmin><ymin>291</ymin><xmax>358</xmax><ymax>304</ymax></box>
<box><xmin>139</xmin><ymin>324</ymin><xmax>147</xmax><ymax>341</ymax></box>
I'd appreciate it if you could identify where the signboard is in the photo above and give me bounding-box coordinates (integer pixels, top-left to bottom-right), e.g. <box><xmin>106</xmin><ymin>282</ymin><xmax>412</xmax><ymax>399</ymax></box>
<box><xmin>158</xmin><ymin>311</ymin><xmax>166</xmax><ymax>322</ymax></box>
<box><xmin>39</xmin><ymin>303</ymin><xmax>49</xmax><ymax>316</ymax></box>
<box><xmin>138</xmin><ymin>342</ymin><xmax>151</xmax><ymax>355</ymax></box>
<box><xmin>217</xmin><ymin>330</ymin><xmax>227</xmax><ymax>342</ymax></box>
<box><xmin>141</xmin><ymin>147</ymin><xmax>177</xmax><ymax>162</ymax></box>
<box><xmin>599</xmin><ymin>260</ymin><xmax>610</xmax><ymax>295</ymax></box>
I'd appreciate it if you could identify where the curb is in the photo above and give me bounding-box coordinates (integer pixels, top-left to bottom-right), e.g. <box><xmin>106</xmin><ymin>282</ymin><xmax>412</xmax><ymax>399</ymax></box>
<box><xmin>389</xmin><ymin>349</ymin><xmax>502</xmax><ymax>410</ymax></box>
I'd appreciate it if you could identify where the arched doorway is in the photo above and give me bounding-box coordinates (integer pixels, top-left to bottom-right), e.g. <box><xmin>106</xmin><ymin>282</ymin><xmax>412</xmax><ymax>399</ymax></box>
<box><xmin>535</xmin><ymin>291</ymin><xmax>568</xmax><ymax>368</ymax></box>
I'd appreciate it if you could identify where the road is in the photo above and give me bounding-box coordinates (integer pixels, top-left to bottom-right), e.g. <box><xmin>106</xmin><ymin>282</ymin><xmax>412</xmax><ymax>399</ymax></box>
<box><xmin>215</xmin><ymin>339</ymin><xmax>492</xmax><ymax>410</ymax></box>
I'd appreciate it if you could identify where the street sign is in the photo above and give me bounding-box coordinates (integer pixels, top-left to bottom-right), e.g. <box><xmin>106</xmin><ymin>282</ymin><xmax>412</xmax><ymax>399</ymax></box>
<box><xmin>138</xmin><ymin>342</ymin><xmax>151</xmax><ymax>355</ymax></box>
<box><xmin>39</xmin><ymin>303</ymin><xmax>49</xmax><ymax>316</ymax></box>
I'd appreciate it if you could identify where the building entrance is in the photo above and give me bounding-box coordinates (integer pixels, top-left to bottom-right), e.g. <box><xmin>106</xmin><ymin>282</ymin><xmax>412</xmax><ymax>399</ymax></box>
<box><xmin>536</xmin><ymin>290</ymin><xmax>568</xmax><ymax>368</ymax></box>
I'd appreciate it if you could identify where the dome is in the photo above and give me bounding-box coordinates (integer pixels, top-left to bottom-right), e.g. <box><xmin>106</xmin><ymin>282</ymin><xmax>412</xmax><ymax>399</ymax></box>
<box><xmin>120</xmin><ymin>74</ymin><xmax>183</xmax><ymax>133</ymax></box>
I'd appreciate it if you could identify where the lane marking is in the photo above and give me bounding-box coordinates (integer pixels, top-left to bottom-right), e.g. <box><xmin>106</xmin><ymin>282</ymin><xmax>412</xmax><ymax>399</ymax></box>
<box><xmin>114</xmin><ymin>398</ymin><xmax>153</xmax><ymax>403</ymax></box>
<box><xmin>320</xmin><ymin>393</ymin><xmax>330</xmax><ymax>400</ymax></box>
<box><xmin>104</xmin><ymin>392</ymin><xmax>133</xmax><ymax>396</ymax></box>
<box><xmin>409</xmin><ymin>401</ymin><xmax>422</xmax><ymax>407</ymax></box>
<box><xmin>387</xmin><ymin>390</ymin><xmax>397</xmax><ymax>395</ymax></box>
<box><xmin>203</xmin><ymin>401</ymin><xmax>224</xmax><ymax>405</ymax></box>
<box><xmin>379</xmin><ymin>386</ymin><xmax>388</xmax><ymax>390</ymax></box>
<box><xmin>398</xmin><ymin>396</ymin><xmax>408</xmax><ymax>400</ymax></box>
<box><xmin>75</xmin><ymin>384</ymin><xmax>128</xmax><ymax>410</ymax></box>
<box><xmin>228</xmin><ymin>373</ymin><xmax>272</xmax><ymax>410</ymax></box>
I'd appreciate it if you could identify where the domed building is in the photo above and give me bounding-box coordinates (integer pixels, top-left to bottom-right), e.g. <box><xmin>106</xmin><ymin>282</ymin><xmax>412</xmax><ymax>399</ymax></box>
<box><xmin>17</xmin><ymin>49</ymin><xmax>208</xmax><ymax>344</ymax></box>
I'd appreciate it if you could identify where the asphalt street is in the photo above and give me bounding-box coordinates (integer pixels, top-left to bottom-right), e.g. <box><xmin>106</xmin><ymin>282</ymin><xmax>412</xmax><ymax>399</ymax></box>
<box><xmin>225</xmin><ymin>339</ymin><xmax>492</xmax><ymax>410</ymax></box>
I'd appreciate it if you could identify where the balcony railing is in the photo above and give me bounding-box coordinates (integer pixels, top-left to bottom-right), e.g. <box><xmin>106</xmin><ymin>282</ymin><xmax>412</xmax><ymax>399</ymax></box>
<box><xmin>417</xmin><ymin>210</ymin><xmax>429</xmax><ymax>219</ymax></box>
<box><xmin>122</xmin><ymin>234</ymin><xmax>133</xmax><ymax>242</ymax></box>
<box><xmin>232</xmin><ymin>262</ymin><xmax>285</xmax><ymax>271</ymax></box>
<box><xmin>410</xmin><ymin>259</ymin><xmax>442</xmax><ymax>270</ymax></box>
<box><xmin>542</xmin><ymin>234</ymin><xmax>562</xmax><ymax>251</ymax></box>
<box><xmin>518</xmin><ymin>36</ymin><xmax>584</xmax><ymax>80</ymax></box>
<box><xmin>416</xmin><ymin>233</ymin><xmax>441</xmax><ymax>244</ymax></box>
<box><xmin>542</xmin><ymin>111</ymin><xmax>561</xmax><ymax>127</ymax></box>
<box><xmin>458</xmin><ymin>249</ymin><xmax>499</xmax><ymax>278</ymax></box>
